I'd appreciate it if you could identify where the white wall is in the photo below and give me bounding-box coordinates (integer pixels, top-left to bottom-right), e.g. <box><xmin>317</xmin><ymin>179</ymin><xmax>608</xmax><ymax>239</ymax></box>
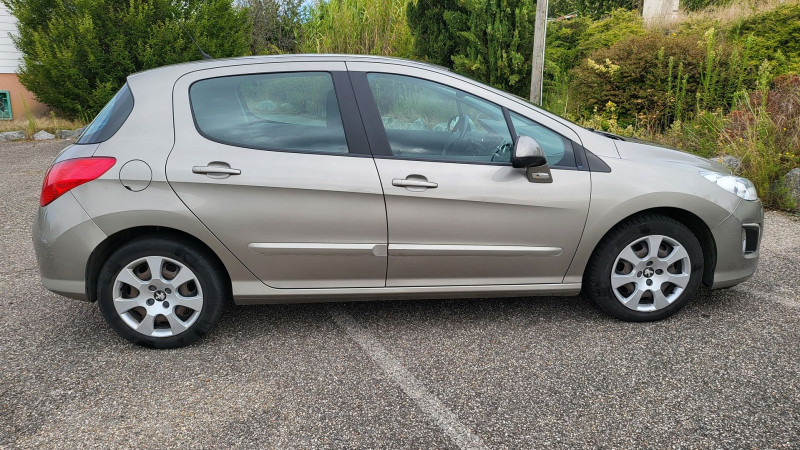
<box><xmin>0</xmin><ymin>4</ymin><xmax>22</xmax><ymax>74</ymax></box>
<box><xmin>643</xmin><ymin>0</ymin><xmax>680</xmax><ymax>23</ymax></box>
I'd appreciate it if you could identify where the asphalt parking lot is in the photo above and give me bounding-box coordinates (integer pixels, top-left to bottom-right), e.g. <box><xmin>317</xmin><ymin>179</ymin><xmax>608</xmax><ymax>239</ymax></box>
<box><xmin>1</xmin><ymin>140</ymin><xmax>799</xmax><ymax>449</ymax></box>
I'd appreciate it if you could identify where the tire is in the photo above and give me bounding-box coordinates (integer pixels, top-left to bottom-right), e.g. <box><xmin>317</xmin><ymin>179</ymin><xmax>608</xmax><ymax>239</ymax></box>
<box><xmin>97</xmin><ymin>235</ymin><xmax>229</xmax><ymax>348</ymax></box>
<box><xmin>584</xmin><ymin>214</ymin><xmax>704</xmax><ymax>322</ymax></box>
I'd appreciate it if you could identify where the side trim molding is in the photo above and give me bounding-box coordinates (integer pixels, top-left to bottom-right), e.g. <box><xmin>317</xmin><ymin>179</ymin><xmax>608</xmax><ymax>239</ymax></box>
<box><xmin>388</xmin><ymin>244</ymin><xmax>562</xmax><ymax>257</ymax></box>
<box><xmin>248</xmin><ymin>243</ymin><xmax>388</xmax><ymax>257</ymax></box>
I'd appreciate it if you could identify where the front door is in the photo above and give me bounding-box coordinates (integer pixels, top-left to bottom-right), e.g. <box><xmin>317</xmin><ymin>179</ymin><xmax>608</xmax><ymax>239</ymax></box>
<box><xmin>167</xmin><ymin>62</ymin><xmax>387</xmax><ymax>289</ymax></box>
<box><xmin>348</xmin><ymin>64</ymin><xmax>591</xmax><ymax>287</ymax></box>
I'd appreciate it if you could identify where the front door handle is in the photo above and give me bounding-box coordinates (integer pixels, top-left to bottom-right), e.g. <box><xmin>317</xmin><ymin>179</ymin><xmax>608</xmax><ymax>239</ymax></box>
<box><xmin>392</xmin><ymin>177</ymin><xmax>438</xmax><ymax>189</ymax></box>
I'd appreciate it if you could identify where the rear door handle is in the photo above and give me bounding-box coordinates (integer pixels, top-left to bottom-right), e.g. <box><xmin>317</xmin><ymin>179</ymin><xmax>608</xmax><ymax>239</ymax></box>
<box><xmin>392</xmin><ymin>178</ymin><xmax>438</xmax><ymax>188</ymax></box>
<box><xmin>192</xmin><ymin>164</ymin><xmax>241</xmax><ymax>176</ymax></box>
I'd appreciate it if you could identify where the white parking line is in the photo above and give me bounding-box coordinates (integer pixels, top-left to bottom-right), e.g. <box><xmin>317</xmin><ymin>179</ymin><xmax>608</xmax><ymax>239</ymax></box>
<box><xmin>327</xmin><ymin>304</ymin><xmax>488</xmax><ymax>450</ymax></box>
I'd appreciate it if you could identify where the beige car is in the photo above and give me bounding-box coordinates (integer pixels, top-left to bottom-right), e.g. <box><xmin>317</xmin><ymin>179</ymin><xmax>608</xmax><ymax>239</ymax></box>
<box><xmin>32</xmin><ymin>55</ymin><xmax>763</xmax><ymax>348</ymax></box>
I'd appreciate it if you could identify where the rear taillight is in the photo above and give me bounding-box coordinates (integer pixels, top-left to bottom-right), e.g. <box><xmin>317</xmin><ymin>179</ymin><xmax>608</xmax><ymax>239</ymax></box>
<box><xmin>40</xmin><ymin>157</ymin><xmax>116</xmax><ymax>207</ymax></box>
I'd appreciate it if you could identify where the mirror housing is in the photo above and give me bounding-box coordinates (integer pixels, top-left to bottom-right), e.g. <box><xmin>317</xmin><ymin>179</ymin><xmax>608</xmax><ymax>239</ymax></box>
<box><xmin>511</xmin><ymin>135</ymin><xmax>547</xmax><ymax>168</ymax></box>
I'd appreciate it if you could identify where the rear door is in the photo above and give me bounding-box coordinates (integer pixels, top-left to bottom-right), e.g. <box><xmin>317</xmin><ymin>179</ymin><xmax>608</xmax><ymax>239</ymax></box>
<box><xmin>167</xmin><ymin>62</ymin><xmax>387</xmax><ymax>289</ymax></box>
<box><xmin>347</xmin><ymin>62</ymin><xmax>591</xmax><ymax>287</ymax></box>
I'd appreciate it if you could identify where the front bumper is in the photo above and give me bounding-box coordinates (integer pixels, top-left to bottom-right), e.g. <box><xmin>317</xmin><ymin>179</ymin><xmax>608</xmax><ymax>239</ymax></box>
<box><xmin>32</xmin><ymin>192</ymin><xmax>107</xmax><ymax>300</ymax></box>
<box><xmin>710</xmin><ymin>198</ymin><xmax>764</xmax><ymax>289</ymax></box>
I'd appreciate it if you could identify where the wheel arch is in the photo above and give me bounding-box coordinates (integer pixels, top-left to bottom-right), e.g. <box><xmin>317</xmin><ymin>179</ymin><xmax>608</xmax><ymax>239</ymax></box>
<box><xmin>85</xmin><ymin>226</ymin><xmax>232</xmax><ymax>302</ymax></box>
<box><xmin>583</xmin><ymin>207</ymin><xmax>717</xmax><ymax>288</ymax></box>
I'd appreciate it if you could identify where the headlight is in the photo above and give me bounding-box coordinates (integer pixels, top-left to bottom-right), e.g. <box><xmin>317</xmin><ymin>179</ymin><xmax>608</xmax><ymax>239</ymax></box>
<box><xmin>700</xmin><ymin>171</ymin><xmax>758</xmax><ymax>200</ymax></box>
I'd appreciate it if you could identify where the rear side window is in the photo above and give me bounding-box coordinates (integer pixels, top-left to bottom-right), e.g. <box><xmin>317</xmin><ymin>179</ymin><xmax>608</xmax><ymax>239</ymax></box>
<box><xmin>78</xmin><ymin>83</ymin><xmax>134</xmax><ymax>144</ymax></box>
<box><xmin>189</xmin><ymin>72</ymin><xmax>348</xmax><ymax>154</ymax></box>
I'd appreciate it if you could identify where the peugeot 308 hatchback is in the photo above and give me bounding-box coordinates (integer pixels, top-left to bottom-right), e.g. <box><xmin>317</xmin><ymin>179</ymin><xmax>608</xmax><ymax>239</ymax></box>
<box><xmin>33</xmin><ymin>55</ymin><xmax>763</xmax><ymax>348</ymax></box>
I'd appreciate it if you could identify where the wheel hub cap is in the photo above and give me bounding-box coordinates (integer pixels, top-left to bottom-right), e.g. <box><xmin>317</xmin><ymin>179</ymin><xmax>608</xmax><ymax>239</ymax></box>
<box><xmin>112</xmin><ymin>256</ymin><xmax>204</xmax><ymax>338</ymax></box>
<box><xmin>610</xmin><ymin>234</ymin><xmax>691</xmax><ymax>312</ymax></box>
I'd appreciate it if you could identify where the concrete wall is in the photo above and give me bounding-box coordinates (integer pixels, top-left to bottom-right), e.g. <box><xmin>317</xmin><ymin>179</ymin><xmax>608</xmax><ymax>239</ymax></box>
<box><xmin>643</xmin><ymin>0</ymin><xmax>681</xmax><ymax>24</ymax></box>
<box><xmin>0</xmin><ymin>4</ymin><xmax>49</xmax><ymax>117</ymax></box>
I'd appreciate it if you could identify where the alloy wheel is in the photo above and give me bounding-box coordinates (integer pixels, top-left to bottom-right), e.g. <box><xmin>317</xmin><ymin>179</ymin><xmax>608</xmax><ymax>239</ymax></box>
<box><xmin>610</xmin><ymin>234</ymin><xmax>691</xmax><ymax>312</ymax></box>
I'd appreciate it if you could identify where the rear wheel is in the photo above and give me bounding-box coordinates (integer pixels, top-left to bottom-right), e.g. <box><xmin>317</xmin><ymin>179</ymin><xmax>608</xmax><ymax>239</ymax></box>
<box><xmin>97</xmin><ymin>236</ymin><xmax>228</xmax><ymax>348</ymax></box>
<box><xmin>584</xmin><ymin>214</ymin><xmax>704</xmax><ymax>321</ymax></box>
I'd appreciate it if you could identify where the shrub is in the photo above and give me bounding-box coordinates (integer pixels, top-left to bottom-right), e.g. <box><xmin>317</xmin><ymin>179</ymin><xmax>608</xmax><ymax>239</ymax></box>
<box><xmin>406</xmin><ymin>0</ymin><xmax>469</xmax><ymax>66</ymax></box>
<box><xmin>543</xmin><ymin>10</ymin><xmax>644</xmax><ymax>112</ymax></box>
<box><xmin>720</xmin><ymin>72</ymin><xmax>800</xmax><ymax>208</ymax></box>
<box><xmin>569</xmin><ymin>32</ymin><xmax>710</xmax><ymax>129</ymax></box>
<box><xmin>728</xmin><ymin>5</ymin><xmax>800</xmax><ymax>79</ymax></box>
<box><xmin>550</xmin><ymin>0</ymin><xmax>643</xmax><ymax>19</ymax></box>
<box><xmin>244</xmin><ymin>0</ymin><xmax>305</xmax><ymax>55</ymax></box>
<box><xmin>6</xmin><ymin>0</ymin><xmax>250</xmax><ymax>119</ymax></box>
<box><xmin>301</xmin><ymin>0</ymin><xmax>413</xmax><ymax>57</ymax></box>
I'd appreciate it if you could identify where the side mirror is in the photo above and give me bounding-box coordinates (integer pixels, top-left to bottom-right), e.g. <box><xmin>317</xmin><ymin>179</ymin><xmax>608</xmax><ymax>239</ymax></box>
<box><xmin>511</xmin><ymin>135</ymin><xmax>547</xmax><ymax>168</ymax></box>
<box><xmin>511</xmin><ymin>135</ymin><xmax>552</xmax><ymax>183</ymax></box>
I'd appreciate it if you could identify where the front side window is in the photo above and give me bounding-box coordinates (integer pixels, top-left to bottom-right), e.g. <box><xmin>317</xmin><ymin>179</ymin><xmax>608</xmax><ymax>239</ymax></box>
<box><xmin>510</xmin><ymin>112</ymin><xmax>575</xmax><ymax>168</ymax></box>
<box><xmin>78</xmin><ymin>83</ymin><xmax>134</xmax><ymax>144</ymax></box>
<box><xmin>190</xmin><ymin>72</ymin><xmax>348</xmax><ymax>154</ymax></box>
<box><xmin>367</xmin><ymin>73</ymin><xmax>513</xmax><ymax>163</ymax></box>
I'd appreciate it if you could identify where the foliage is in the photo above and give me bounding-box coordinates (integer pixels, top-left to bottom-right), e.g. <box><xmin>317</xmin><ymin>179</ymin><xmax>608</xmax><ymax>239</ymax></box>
<box><xmin>543</xmin><ymin>10</ymin><xmax>643</xmax><ymax>113</ymax></box>
<box><xmin>569</xmin><ymin>32</ymin><xmax>712</xmax><ymax>130</ymax></box>
<box><xmin>720</xmin><ymin>73</ymin><xmax>800</xmax><ymax>208</ymax></box>
<box><xmin>244</xmin><ymin>0</ymin><xmax>305</xmax><ymax>54</ymax></box>
<box><xmin>681</xmin><ymin>0</ymin><xmax>733</xmax><ymax>12</ymax></box>
<box><xmin>406</xmin><ymin>0</ymin><xmax>469</xmax><ymax>66</ymax></box>
<box><xmin>449</xmin><ymin>0</ymin><xmax>536</xmax><ymax>98</ymax></box>
<box><xmin>300</xmin><ymin>0</ymin><xmax>413</xmax><ymax>57</ymax></box>
<box><xmin>549</xmin><ymin>0</ymin><xmax>642</xmax><ymax>19</ymax></box>
<box><xmin>5</xmin><ymin>0</ymin><xmax>250</xmax><ymax>119</ymax></box>
<box><xmin>727</xmin><ymin>4</ymin><xmax>800</xmax><ymax>78</ymax></box>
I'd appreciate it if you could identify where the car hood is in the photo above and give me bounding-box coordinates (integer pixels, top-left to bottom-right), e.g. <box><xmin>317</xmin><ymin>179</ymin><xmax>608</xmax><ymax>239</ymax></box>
<box><xmin>613</xmin><ymin>140</ymin><xmax>731</xmax><ymax>174</ymax></box>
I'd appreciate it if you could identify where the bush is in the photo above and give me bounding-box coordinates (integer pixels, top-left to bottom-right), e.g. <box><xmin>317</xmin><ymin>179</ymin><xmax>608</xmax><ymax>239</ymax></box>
<box><xmin>406</xmin><ymin>0</ymin><xmax>469</xmax><ymax>66</ymax></box>
<box><xmin>300</xmin><ymin>0</ymin><xmax>413</xmax><ymax>57</ymax></box>
<box><xmin>6</xmin><ymin>0</ymin><xmax>250</xmax><ymax>119</ymax></box>
<box><xmin>720</xmin><ymin>73</ymin><xmax>800</xmax><ymax>208</ymax></box>
<box><xmin>550</xmin><ymin>0</ymin><xmax>643</xmax><ymax>19</ymax></box>
<box><xmin>569</xmin><ymin>32</ymin><xmax>710</xmax><ymax>129</ymax></box>
<box><xmin>244</xmin><ymin>0</ymin><xmax>305</xmax><ymax>55</ymax></box>
<box><xmin>543</xmin><ymin>10</ymin><xmax>644</xmax><ymax>113</ymax></box>
<box><xmin>728</xmin><ymin>5</ymin><xmax>800</xmax><ymax>78</ymax></box>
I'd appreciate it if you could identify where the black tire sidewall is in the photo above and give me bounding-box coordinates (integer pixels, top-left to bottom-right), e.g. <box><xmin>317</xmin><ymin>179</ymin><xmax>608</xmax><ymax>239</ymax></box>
<box><xmin>97</xmin><ymin>236</ymin><xmax>228</xmax><ymax>348</ymax></box>
<box><xmin>585</xmin><ymin>216</ymin><xmax>704</xmax><ymax>322</ymax></box>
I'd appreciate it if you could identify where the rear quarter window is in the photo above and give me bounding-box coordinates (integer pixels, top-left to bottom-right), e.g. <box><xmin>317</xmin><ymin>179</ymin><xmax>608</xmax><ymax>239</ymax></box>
<box><xmin>78</xmin><ymin>84</ymin><xmax>134</xmax><ymax>144</ymax></box>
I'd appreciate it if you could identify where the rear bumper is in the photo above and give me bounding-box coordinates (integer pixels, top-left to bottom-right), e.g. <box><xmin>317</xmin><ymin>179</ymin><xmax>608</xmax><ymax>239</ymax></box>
<box><xmin>710</xmin><ymin>199</ymin><xmax>763</xmax><ymax>289</ymax></box>
<box><xmin>32</xmin><ymin>193</ymin><xmax>107</xmax><ymax>300</ymax></box>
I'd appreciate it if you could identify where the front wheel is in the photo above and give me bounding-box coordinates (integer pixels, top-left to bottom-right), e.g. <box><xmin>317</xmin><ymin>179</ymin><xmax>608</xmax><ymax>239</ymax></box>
<box><xmin>584</xmin><ymin>214</ymin><xmax>704</xmax><ymax>321</ymax></box>
<box><xmin>97</xmin><ymin>236</ymin><xmax>228</xmax><ymax>348</ymax></box>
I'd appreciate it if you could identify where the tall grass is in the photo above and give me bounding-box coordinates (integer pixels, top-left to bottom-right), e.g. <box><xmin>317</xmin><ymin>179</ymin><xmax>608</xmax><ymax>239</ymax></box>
<box><xmin>300</xmin><ymin>0</ymin><xmax>412</xmax><ymax>57</ymax></box>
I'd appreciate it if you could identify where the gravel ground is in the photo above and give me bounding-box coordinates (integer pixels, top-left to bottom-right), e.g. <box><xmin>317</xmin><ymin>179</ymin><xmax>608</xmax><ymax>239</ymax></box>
<box><xmin>1</xmin><ymin>140</ymin><xmax>798</xmax><ymax>449</ymax></box>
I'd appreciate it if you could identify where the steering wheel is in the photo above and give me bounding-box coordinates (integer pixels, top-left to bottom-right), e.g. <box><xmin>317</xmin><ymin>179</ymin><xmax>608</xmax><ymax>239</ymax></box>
<box><xmin>443</xmin><ymin>114</ymin><xmax>470</xmax><ymax>155</ymax></box>
<box><xmin>447</xmin><ymin>114</ymin><xmax>462</xmax><ymax>133</ymax></box>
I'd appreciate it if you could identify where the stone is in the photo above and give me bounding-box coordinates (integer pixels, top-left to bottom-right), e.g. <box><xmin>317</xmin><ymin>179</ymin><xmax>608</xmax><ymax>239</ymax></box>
<box><xmin>33</xmin><ymin>130</ymin><xmax>55</xmax><ymax>140</ymax></box>
<box><xmin>0</xmin><ymin>130</ymin><xmax>26</xmax><ymax>141</ymax></box>
<box><xmin>710</xmin><ymin>155</ymin><xmax>742</xmax><ymax>172</ymax></box>
<box><xmin>408</xmin><ymin>118</ymin><xmax>425</xmax><ymax>130</ymax></box>
<box><xmin>56</xmin><ymin>128</ymin><xmax>84</xmax><ymax>139</ymax></box>
<box><xmin>784</xmin><ymin>168</ymin><xmax>800</xmax><ymax>206</ymax></box>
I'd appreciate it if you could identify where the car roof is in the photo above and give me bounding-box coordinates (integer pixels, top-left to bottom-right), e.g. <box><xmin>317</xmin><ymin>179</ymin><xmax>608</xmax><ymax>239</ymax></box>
<box><xmin>127</xmin><ymin>54</ymin><xmax>451</xmax><ymax>83</ymax></box>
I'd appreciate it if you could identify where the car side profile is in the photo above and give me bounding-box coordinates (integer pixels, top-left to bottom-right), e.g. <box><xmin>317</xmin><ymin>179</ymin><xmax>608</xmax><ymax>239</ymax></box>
<box><xmin>32</xmin><ymin>55</ymin><xmax>763</xmax><ymax>348</ymax></box>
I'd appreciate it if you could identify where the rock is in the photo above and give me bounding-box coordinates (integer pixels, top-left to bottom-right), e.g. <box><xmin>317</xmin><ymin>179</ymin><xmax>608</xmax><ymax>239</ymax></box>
<box><xmin>710</xmin><ymin>155</ymin><xmax>742</xmax><ymax>172</ymax></box>
<box><xmin>33</xmin><ymin>130</ymin><xmax>55</xmax><ymax>140</ymax></box>
<box><xmin>56</xmin><ymin>128</ymin><xmax>84</xmax><ymax>139</ymax></box>
<box><xmin>408</xmin><ymin>118</ymin><xmax>425</xmax><ymax>130</ymax></box>
<box><xmin>433</xmin><ymin>122</ymin><xmax>447</xmax><ymax>131</ymax></box>
<box><xmin>784</xmin><ymin>168</ymin><xmax>800</xmax><ymax>206</ymax></box>
<box><xmin>0</xmin><ymin>130</ymin><xmax>26</xmax><ymax>141</ymax></box>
